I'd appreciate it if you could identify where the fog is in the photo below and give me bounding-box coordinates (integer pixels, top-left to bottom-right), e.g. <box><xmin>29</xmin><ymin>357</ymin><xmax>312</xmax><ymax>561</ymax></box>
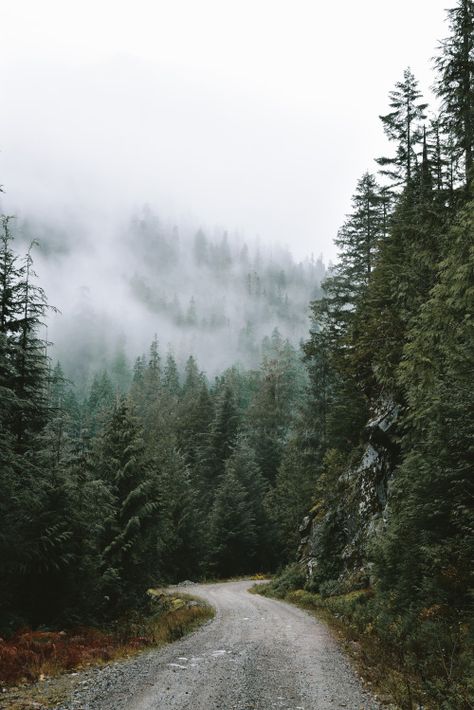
<box><xmin>0</xmin><ymin>0</ymin><xmax>449</xmax><ymax>381</ymax></box>
<box><xmin>9</xmin><ymin>208</ymin><xmax>323</xmax><ymax>385</ymax></box>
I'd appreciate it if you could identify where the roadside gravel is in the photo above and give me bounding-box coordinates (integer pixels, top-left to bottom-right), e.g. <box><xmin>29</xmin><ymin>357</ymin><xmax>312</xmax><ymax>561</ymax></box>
<box><xmin>49</xmin><ymin>579</ymin><xmax>382</xmax><ymax>710</ymax></box>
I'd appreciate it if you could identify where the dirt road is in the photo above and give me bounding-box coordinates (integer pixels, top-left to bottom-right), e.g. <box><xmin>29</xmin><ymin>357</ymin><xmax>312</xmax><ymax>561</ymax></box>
<box><xmin>58</xmin><ymin>580</ymin><xmax>381</xmax><ymax>710</ymax></box>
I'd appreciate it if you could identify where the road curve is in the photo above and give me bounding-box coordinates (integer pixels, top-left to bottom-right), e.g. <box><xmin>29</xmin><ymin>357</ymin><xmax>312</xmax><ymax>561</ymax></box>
<box><xmin>62</xmin><ymin>580</ymin><xmax>381</xmax><ymax>710</ymax></box>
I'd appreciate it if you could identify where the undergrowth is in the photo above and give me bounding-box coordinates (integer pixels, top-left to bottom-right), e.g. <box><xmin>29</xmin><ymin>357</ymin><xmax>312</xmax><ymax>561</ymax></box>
<box><xmin>255</xmin><ymin>569</ymin><xmax>474</xmax><ymax>710</ymax></box>
<box><xmin>0</xmin><ymin>592</ymin><xmax>213</xmax><ymax>687</ymax></box>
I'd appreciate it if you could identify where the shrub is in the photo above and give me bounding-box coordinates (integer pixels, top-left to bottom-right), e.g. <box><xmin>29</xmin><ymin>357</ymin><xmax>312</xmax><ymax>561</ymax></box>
<box><xmin>259</xmin><ymin>564</ymin><xmax>306</xmax><ymax>598</ymax></box>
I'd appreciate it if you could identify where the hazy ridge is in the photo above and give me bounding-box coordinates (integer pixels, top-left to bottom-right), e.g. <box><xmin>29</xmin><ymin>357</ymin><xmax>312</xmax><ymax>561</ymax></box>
<box><xmin>12</xmin><ymin>205</ymin><xmax>325</xmax><ymax>387</ymax></box>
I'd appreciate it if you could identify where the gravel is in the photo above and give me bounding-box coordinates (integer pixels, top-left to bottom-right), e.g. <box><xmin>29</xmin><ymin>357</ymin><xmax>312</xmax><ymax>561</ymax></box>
<box><xmin>50</xmin><ymin>579</ymin><xmax>382</xmax><ymax>710</ymax></box>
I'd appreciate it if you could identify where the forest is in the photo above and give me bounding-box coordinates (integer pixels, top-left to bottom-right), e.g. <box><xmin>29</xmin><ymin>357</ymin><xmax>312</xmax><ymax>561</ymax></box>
<box><xmin>0</xmin><ymin>0</ymin><xmax>473</xmax><ymax>707</ymax></box>
<box><xmin>12</xmin><ymin>208</ymin><xmax>325</xmax><ymax>391</ymax></box>
<box><xmin>0</xmin><ymin>217</ymin><xmax>312</xmax><ymax>625</ymax></box>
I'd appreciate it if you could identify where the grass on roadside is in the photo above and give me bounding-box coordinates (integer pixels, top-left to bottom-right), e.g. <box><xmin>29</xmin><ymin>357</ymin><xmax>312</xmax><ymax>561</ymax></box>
<box><xmin>253</xmin><ymin>578</ymin><xmax>473</xmax><ymax>709</ymax></box>
<box><xmin>0</xmin><ymin>592</ymin><xmax>213</xmax><ymax>689</ymax></box>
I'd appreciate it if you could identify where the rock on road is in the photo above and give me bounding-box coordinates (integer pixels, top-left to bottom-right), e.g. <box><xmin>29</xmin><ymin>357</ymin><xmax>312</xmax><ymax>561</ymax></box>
<box><xmin>59</xmin><ymin>580</ymin><xmax>381</xmax><ymax>710</ymax></box>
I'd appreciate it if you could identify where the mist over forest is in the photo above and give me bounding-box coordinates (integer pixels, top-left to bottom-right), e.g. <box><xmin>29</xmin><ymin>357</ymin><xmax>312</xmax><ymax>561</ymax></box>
<box><xmin>6</xmin><ymin>205</ymin><xmax>325</xmax><ymax>390</ymax></box>
<box><xmin>1</xmin><ymin>1</ymin><xmax>473</xmax><ymax>708</ymax></box>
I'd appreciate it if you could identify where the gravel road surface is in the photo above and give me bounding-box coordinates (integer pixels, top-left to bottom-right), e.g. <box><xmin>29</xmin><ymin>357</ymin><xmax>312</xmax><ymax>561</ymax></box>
<box><xmin>57</xmin><ymin>580</ymin><xmax>381</xmax><ymax>710</ymax></box>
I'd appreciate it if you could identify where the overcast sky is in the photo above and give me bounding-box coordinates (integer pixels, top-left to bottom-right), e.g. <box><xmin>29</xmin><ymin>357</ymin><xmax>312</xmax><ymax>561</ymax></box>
<box><xmin>0</xmin><ymin>0</ymin><xmax>449</xmax><ymax>261</ymax></box>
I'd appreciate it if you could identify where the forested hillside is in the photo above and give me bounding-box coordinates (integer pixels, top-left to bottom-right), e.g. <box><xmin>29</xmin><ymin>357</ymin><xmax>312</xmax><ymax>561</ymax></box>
<box><xmin>0</xmin><ymin>211</ymin><xmax>310</xmax><ymax>627</ymax></box>
<box><xmin>8</xmin><ymin>208</ymin><xmax>324</xmax><ymax>390</ymax></box>
<box><xmin>0</xmin><ymin>0</ymin><xmax>473</xmax><ymax>707</ymax></box>
<box><xmin>267</xmin><ymin>1</ymin><xmax>473</xmax><ymax>706</ymax></box>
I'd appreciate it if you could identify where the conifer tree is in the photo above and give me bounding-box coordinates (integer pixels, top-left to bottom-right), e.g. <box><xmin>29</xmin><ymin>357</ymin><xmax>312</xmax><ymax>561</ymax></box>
<box><xmin>375</xmin><ymin>202</ymin><xmax>474</xmax><ymax>690</ymax></box>
<box><xmin>207</xmin><ymin>470</ymin><xmax>257</xmax><ymax>577</ymax></box>
<box><xmin>377</xmin><ymin>68</ymin><xmax>428</xmax><ymax>186</ymax></box>
<box><xmin>86</xmin><ymin>371</ymin><xmax>114</xmax><ymax>436</ymax></box>
<box><xmin>10</xmin><ymin>240</ymin><xmax>52</xmax><ymax>448</ymax></box>
<box><xmin>178</xmin><ymin>357</ymin><xmax>213</xmax><ymax>469</ymax></box>
<box><xmin>183</xmin><ymin>354</ymin><xmax>201</xmax><ymax>392</ymax></box>
<box><xmin>0</xmin><ymin>216</ymin><xmax>23</xmax><ymax>432</ymax></box>
<box><xmin>96</xmin><ymin>397</ymin><xmax>158</xmax><ymax>613</ymax></box>
<box><xmin>246</xmin><ymin>336</ymin><xmax>305</xmax><ymax>482</ymax></box>
<box><xmin>162</xmin><ymin>352</ymin><xmax>180</xmax><ymax>395</ymax></box>
<box><xmin>0</xmin><ymin>222</ymin><xmax>83</xmax><ymax>626</ymax></box>
<box><xmin>141</xmin><ymin>335</ymin><xmax>161</xmax><ymax>415</ymax></box>
<box><xmin>435</xmin><ymin>0</ymin><xmax>474</xmax><ymax>188</ymax></box>
<box><xmin>130</xmin><ymin>354</ymin><xmax>146</xmax><ymax>406</ymax></box>
<box><xmin>225</xmin><ymin>438</ymin><xmax>270</xmax><ymax>568</ymax></box>
<box><xmin>154</xmin><ymin>446</ymin><xmax>199</xmax><ymax>581</ymax></box>
<box><xmin>195</xmin><ymin>383</ymin><xmax>240</xmax><ymax>512</ymax></box>
<box><xmin>110</xmin><ymin>342</ymin><xmax>131</xmax><ymax>393</ymax></box>
<box><xmin>334</xmin><ymin>173</ymin><xmax>385</xmax><ymax>293</ymax></box>
<box><xmin>208</xmin><ymin>384</ymin><xmax>240</xmax><ymax>471</ymax></box>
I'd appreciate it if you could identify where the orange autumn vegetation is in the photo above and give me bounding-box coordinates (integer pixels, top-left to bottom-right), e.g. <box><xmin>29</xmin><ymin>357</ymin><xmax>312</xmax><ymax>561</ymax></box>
<box><xmin>0</xmin><ymin>602</ymin><xmax>212</xmax><ymax>686</ymax></box>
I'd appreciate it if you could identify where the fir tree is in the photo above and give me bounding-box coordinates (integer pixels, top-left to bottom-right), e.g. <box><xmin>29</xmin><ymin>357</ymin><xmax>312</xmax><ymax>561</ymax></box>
<box><xmin>154</xmin><ymin>445</ymin><xmax>200</xmax><ymax>582</ymax></box>
<box><xmin>377</xmin><ymin>68</ymin><xmax>428</xmax><ymax>186</ymax></box>
<box><xmin>162</xmin><ymin>352</ymin><xmax>180</xmax><ymax>395</ymax></box>
<box><xmin>435</xmin><ymin>0</ymin><xmax>474</xmax><ymax>188</ymax></box>
<box><xmin>97</xmin><ymin>397</ymin><xmax>158</xmax><ymax>613</ymax></box>
<box><xmin>207</xmin><ymin>470</ymin><xmax>257</xmax><ymax>577</ymax></box>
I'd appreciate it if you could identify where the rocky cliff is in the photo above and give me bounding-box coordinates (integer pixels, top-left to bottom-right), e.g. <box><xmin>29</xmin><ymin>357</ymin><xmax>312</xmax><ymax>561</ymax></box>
<box><xmin>298</xmin><ymin>399</ymin><xmax>400</xmax><ymax>591</ymax></box>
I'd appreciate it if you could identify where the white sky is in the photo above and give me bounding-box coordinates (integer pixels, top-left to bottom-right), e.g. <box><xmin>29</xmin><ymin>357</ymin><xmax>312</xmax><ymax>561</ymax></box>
<box><xmin>0</xmin><ymin>0</ymin><xmax>449</xmax><ymax>261</ymax></box>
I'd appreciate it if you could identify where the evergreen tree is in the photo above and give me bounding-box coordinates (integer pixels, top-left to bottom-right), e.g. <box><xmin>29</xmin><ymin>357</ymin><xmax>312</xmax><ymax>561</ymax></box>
<box><xmin>435</xmin><ymin>0</ymin><xmax>474</xmax><ymax>188</ymax></box>
<box><xmin>178</xmin><ymin>356</ymin><xmax>213</xmax><ymax>469</ymax></box>
<box><xmin>154</xmin><ymin>446</ymin><xmax>200</xmax><ymax>581</ymax></box>
<box><xmin>130</xmin><ymin>354</ymin><xmax>146</xmax><ymax>405</ymax></box>
<box><xmin>96</xmin><ymin>397</ymin><xmax>158</xmax><ymax>613</ymax></box>
<box><xmin>143</xmin><ymin>336</ymin><xmax>161</xmax><ymax>408</ymax></box>
<box><xmin>208</xmin><ymin>384</ymin><xmax>240</xmax><ymax>471</ymax></box>
<box><xmin>0</xmin><ymin>216</ymin><xmax>24</xmax><ymax>433</ymax></box>
<box><xmin>225</xmin><ymin>438</ymin><xmax>270</xmax><ymax>568</ymax></box>
<box><xmin>207</xmin><ymin>470</ymin><xmax>257</xmax><ymax>577</ymax></box>
<box><xmin>86</xmin><ymin>370</ymin><xmax>114</xmax><ymax>435</ymax></box>
<box><xmin>11</xmin><ymin>241</ymin><xmax>53</xmax><ymax>448</ymax></box>
<box><xmin>378</xmin><ymin>199</ymin><xmax>474</xmax><ymax>616</ymax></box>
<box><xmin>334</xmin><ymin>173</ymin><xmax>386</xmax><ymax>292</ymax></box>
<box><xmin>110</xmin><ymin>340</ymin><xmax>131</xmax><ymax>393</ymax></box>
<box><xmin>377</xmin><ymin>68</ymin><xmax>428</xmax><ymax>186</ymax></box>
<box><xmin>0</xmin><ymin>223</ymin><xmax>88</xmax><ymax>627</ymax></box>
<box><xmin>162</xmin><ymin>352</ymin><xmax>180</xmax><ymax>395</ymax></box>
<box><xmin>195</xmin><ymin>383</ymin><xmax>240</xmax><ymax>513</ymax></box>
<box><xmin>247</xmin><ymin>338</ymin><xmax>305</xmax><ymax>482</ymax></box>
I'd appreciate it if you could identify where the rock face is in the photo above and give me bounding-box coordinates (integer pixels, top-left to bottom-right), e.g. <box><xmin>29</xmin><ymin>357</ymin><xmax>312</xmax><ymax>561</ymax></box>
<box><xmin>298</xmin><ymin>399</ymin><xmax>400</xmax><ymax>590</ymax></box>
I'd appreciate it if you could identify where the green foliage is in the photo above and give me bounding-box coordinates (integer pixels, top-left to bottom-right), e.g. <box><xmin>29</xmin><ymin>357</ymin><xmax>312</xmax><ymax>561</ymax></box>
<box><xmin>95</xmin><ymin>396</ymin><xmax>158</xmax><ymax>614</ymax></box>
<box><xmin>269</xmin><ymin>436</ymin><xmax>317</xmax><ymax>561</ymax></box>
<box><xmin>376</xmin><ymin>68</ymin><xmax>428</xmax><ymax>186</ymax></box>
<box><xmin>0</xmin><ymin>227</ymin><xmax>308</xmax><ymax>628</ymax></box>
<box><xmin>435</xmin><ymin>0</ymin><xmax>474</xmax><ymax>186</ymax></box>
<box><xmin>154</xmin><ymin>446</ymin><xmax>200</xmax><ymax>582</ymax></box>
<box><xmin>246</xmin><ymin>332</ymin><xmax>306</xmax><ymax>482</ymax></box>
<box><xmin>291</xmin><ymin>9</ymin><xmax>474</xmax><ymax>706</ymax></box>
<box><xmin>0</xmin><ymin>12</ymin><xmax>472</xmax><ymax>709</ymax></box>
<box><xmin>207</xmin><ymin>470</ymin><xmax>257</xmax><ymax>577</ymax></box>
<box><xmin>376</xmin><ymin>200</ymin><xmax>474</xmax><ymax>618</ymax></box>
<box><xmin>257</xmin><ymin>563</ymin><xmax>307</xmax><ymax>599</ymax></box>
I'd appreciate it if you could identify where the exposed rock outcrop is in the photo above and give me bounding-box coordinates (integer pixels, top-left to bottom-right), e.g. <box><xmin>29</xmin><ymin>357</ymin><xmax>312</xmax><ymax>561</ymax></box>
<box><xmin>299</xmin><ymin>399</ymin><xmax>400</xmax><ymax>590</ymax></box>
